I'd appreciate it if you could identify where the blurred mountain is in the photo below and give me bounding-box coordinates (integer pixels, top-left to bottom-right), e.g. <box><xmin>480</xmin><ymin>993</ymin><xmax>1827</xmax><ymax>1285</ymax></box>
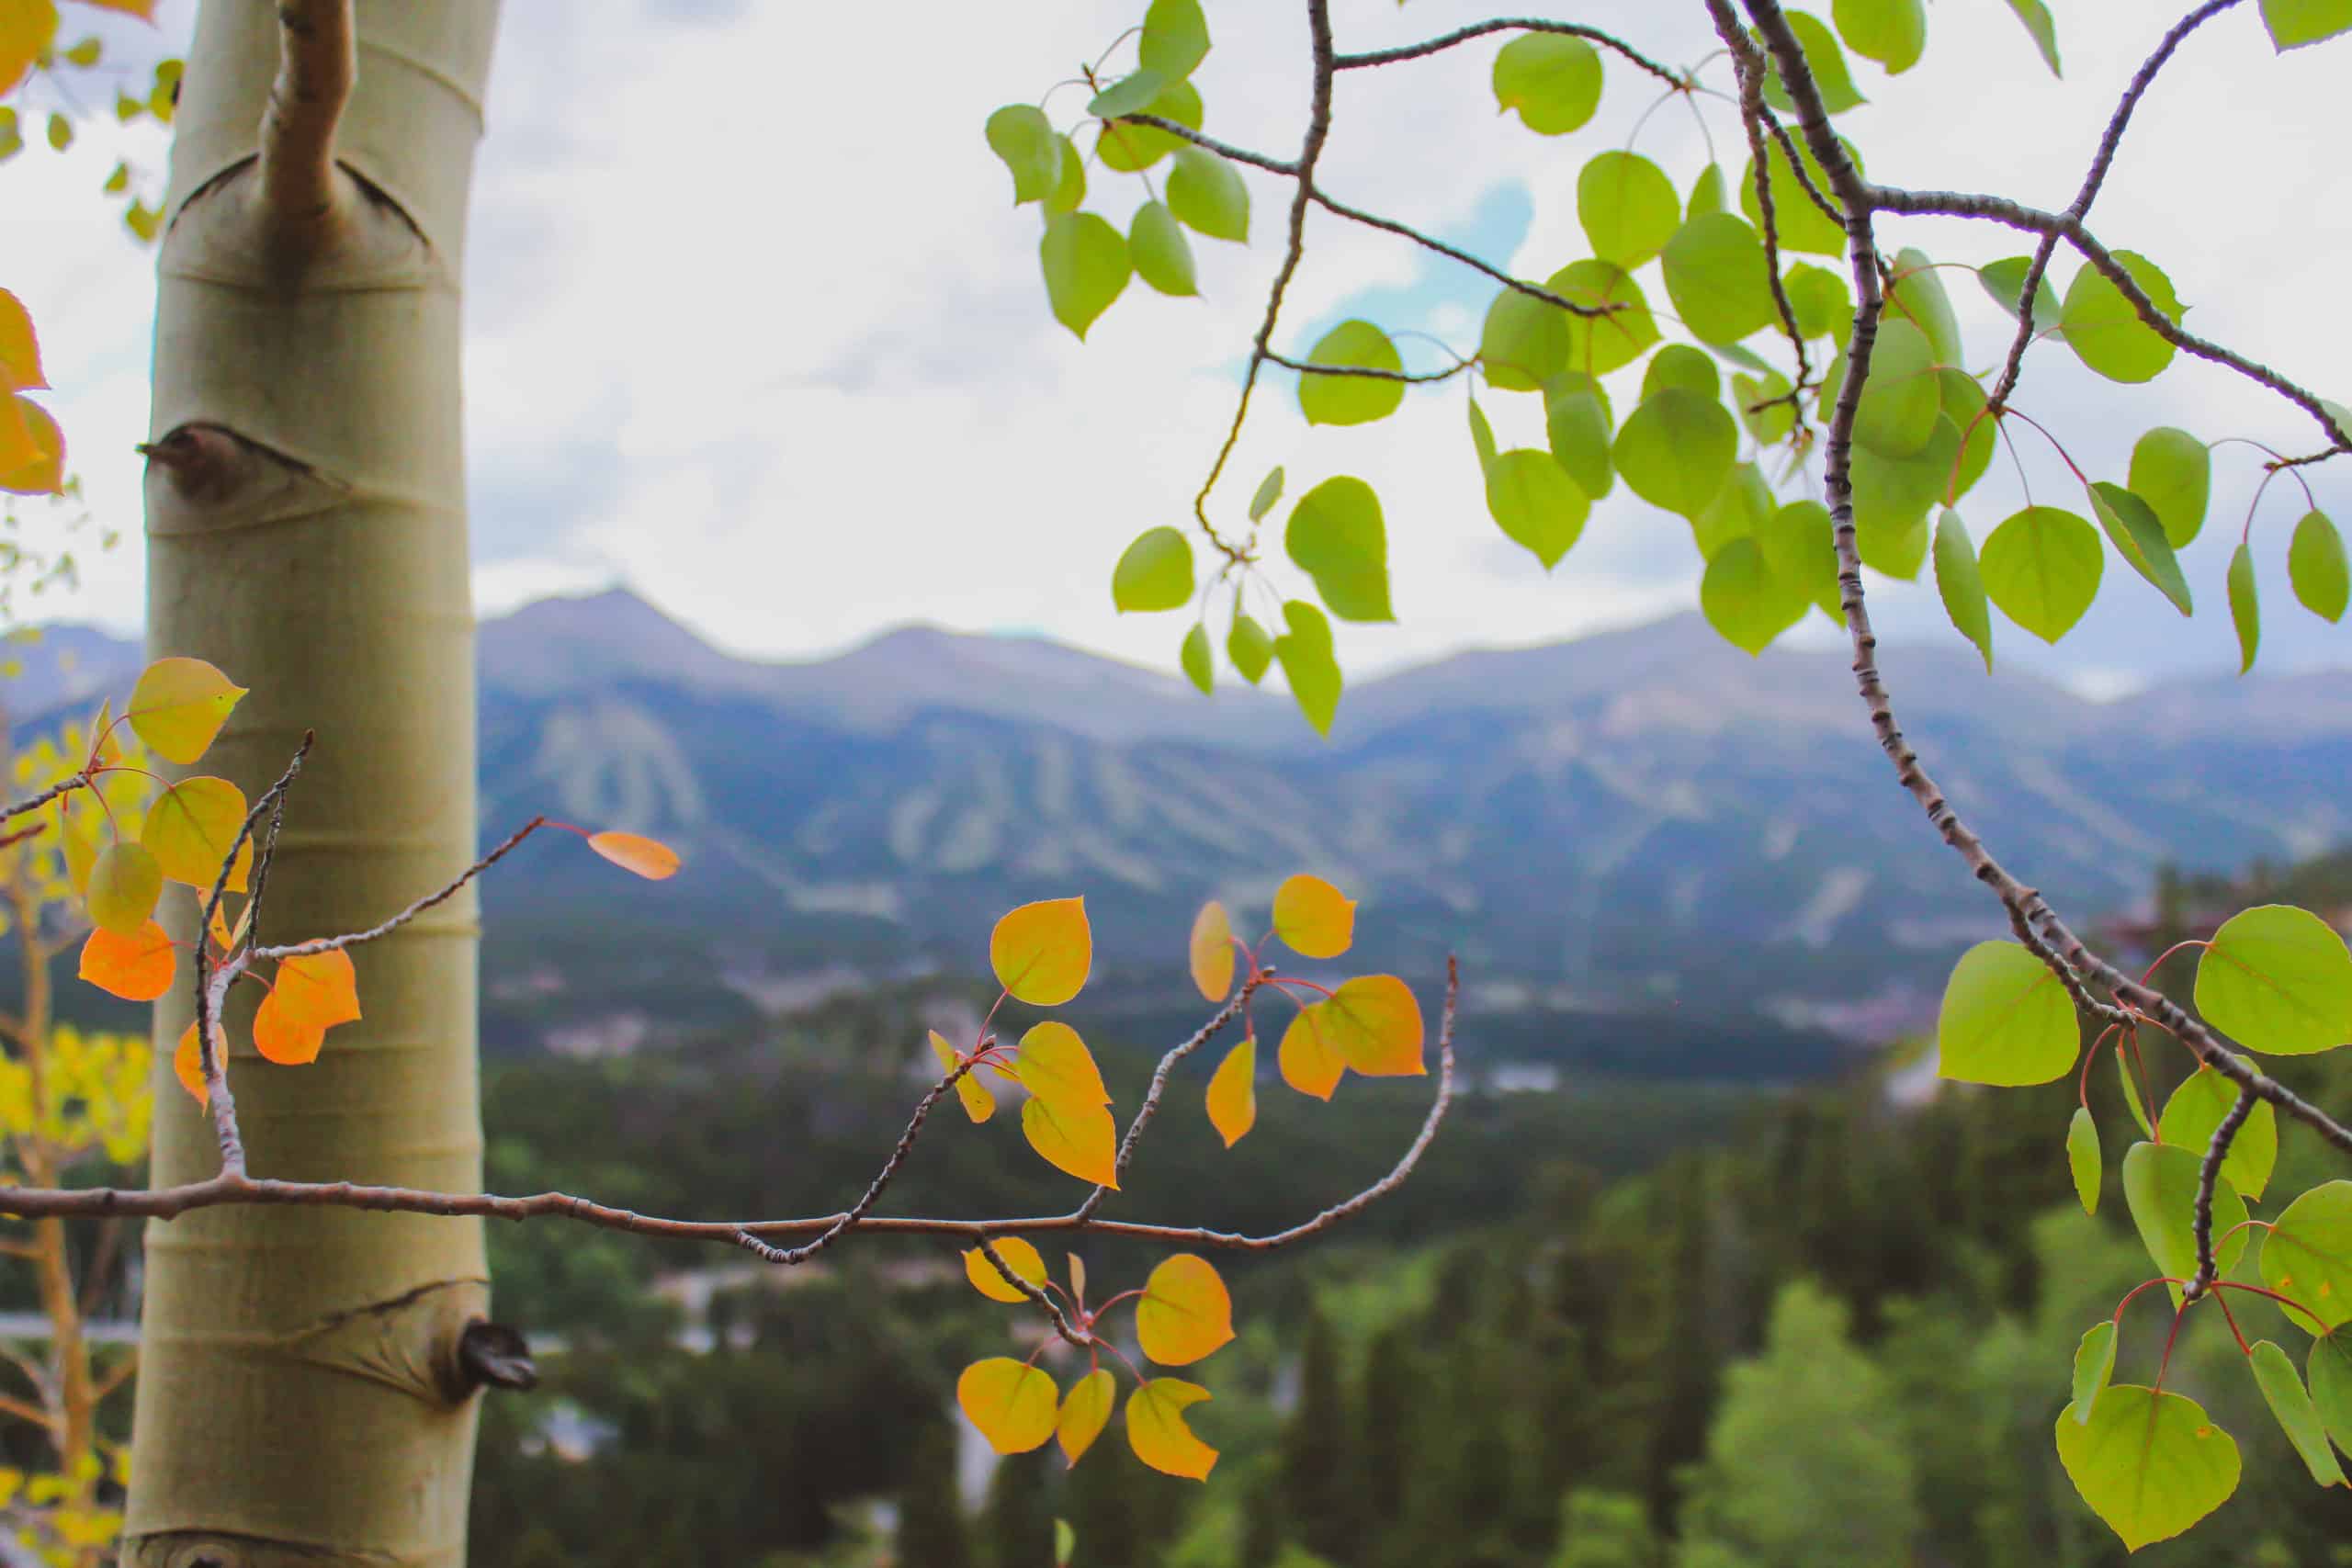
<box><xmin>19</xmin><ymin>589</ymin><xmax>2352</xmax><ymax>1069</ymax></box>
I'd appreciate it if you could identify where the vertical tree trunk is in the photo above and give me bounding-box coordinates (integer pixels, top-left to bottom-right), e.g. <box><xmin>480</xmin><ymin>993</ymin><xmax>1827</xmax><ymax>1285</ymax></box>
<box><xmin>126</xmin><ymin>3</ymin><xmax>501</xmax><ymax>1562</ymax></box>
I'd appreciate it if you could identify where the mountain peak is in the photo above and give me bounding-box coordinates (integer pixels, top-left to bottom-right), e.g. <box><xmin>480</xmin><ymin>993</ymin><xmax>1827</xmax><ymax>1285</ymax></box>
<box><xmin>479</xmin><ymin>587</ymin><xmax>754</xmax><ymax>697</ymax></box>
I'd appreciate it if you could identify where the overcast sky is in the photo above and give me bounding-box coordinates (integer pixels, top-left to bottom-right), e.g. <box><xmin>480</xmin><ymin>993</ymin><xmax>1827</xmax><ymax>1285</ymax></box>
<box><xmin>5</xmin><ymin>0</ymin><xmax>2348</xmax><ymax>699</ymax></box>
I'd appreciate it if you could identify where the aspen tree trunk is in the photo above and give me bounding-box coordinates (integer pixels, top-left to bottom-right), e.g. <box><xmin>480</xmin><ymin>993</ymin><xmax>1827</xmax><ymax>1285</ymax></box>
<box><xmin>126</xmin><ymin>4</ymin><xmax>502</xmax><ymax>1562</ymax></box>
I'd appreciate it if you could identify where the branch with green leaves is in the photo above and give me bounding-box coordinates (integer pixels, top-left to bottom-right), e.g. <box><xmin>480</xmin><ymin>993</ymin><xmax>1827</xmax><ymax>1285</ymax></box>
<box><xmin>997</xmin><ymin>0</ymin><xmax>2352</xmax><ymax>1545</ymax></box>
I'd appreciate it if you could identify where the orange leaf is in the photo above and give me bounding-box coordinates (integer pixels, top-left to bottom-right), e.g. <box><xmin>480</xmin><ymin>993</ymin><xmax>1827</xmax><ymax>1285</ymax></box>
<box><xmin>252</xmin><ymin>987</ymin><xmax>326</xmax><ymax>1066</ymax></box>
<box><xmin>1136</xmin><ymin>1254</ymin><xmax>1235</xmax><ymax>1367</ymax></box>
<box><xmin>1272</xmin><ymin>873</ymin><xmax>1355</xmax><ymax>960</ymax></box>
<box><xmin>173</xmin><ymin>1021</ymin><xmax>207</xmax><ymax>1108</ymax></box>
<box><xmin>0</xmin><ymin>288</ymin><xmax>45</xmax><ymax>390</ymax></box>
<box><xmin>1278</xmin><ymin>1003</ymin><xmax>1344</xmax><ymax>1100</ymax></box>
<box><xmin>587</xmin><ymin>829</ymin><xmax>680</xmax><ymax>881</ymax></box>
<box><xmin>1014</xmin><ymin>1021</ymin><xmax>1110</xmax><ymax>1110</ymax></box>
<box><xmin>1205</xmin><ymin>1035</ymin><xmax>1257</xmax><ymax>1147</ymax></box>
<box><xmin>74</xmin><ymin>0</ymin><xmax>157</xmax><ymax>17</ymax></box>
<box><xmin>126</xmin><ymin>657</ymin><xmax>246</xmax><ymax>765</ymax></box>
<box><xmin>1320</xmin><ymin>975</ymin><xmax>1425</xmax><ymax>1076</ymax></box>
<box><xmin>143</xmin><ymin>774</ymin><xmax>253</xmax><ymax>891</ymax></box>
<box><xmin>272</xmin><ymin>949</ymin><xmax>360</xmax><ymax>1030</ymax></box>
<box><xmin>1057</xmin><ymin>1368</ymin><xmax>1115</xmax><ymax>1467</ymax></box>
<box><xmin>1125</xmin><ymin>1379</ymin><xmax>1217</xmax><ymax>1480</ymax></box>
<box><xmin>963</xmin><ymin>1236</ymin><xmax>1046</xmax><ymax>1303</ymax></box>
<box><xmin>76</xmin><ymin>919</ymin><xmax>175</xmax><ymax>1001</ymax></box>
<box><xmin>0</xmin><ymin>397</ymin><xmax>64</xmax><ymax>495</ymax></box>
<box><xmin>990</xmin><ymin>897</ymin><xmax>1091</xmax><ymax>1006</ymax></box>
<box><xmin>1188</xmin><ymin>899</ymin><xmax>1234</xmax><ymax>1002</ymax></box>
<box><xmin>86</xmin><ymin>840</ymin><xmax>162</xmax><ymax>936</ymax></box>
<box><xmin>958</xmin><ymin>1358</ymin><xmax>1058</xmax><ymax>1455</ymax></box>
<box><xmin>1023</xmin><ymin>1095</ymin><xmax>1119</xmax><ymax>1188</ymax></box>
<box><xmin>930</xmin><ymin>1030</ymin><xmax>995</xmax><ymax>1123</ymax></box>
<box><xmin>0</xmin><ymin>0</ymin><xmax>57</xmax><ymax>96</ymax></box>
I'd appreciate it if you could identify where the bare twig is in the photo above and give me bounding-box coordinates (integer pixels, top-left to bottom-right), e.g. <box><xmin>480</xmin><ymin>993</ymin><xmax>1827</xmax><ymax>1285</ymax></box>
<box><xmin>1332</xmin><ymin>18</ymin><xmax>1683</xmax><ymax>86</ymax></box>
<box><xmin>976</xmin><ymin>1236</ymin><xmax>1093</xmax><ymax>1350</ymax></box>
<box><xmin>1706</xmin><ymin>0</ymin><xmax>1811</xmax><ymax>427</ymax></box>
<box><xmin>2008</xmin><ymin>906</ymin><xmax>2130</xmax><ymax>1031</ymax></box>
<box><xmin>1073</xmin><ymin>980</ymin><xmax>1261</xmax><ymax>1224</ymax></box>
<box><xmin>2185</xmin><ymin>1087</ymin><xmax>2256</xmax><ymax>1300</ymax></box>
<box><xmin>1264</xmin><ymin>351</ymin><xmax>1472</xmax><ymax>385</ymax></box>
<box><xmin>253</xmin><ymin>815</ymin><xmax>548</xmax><ymax>962</ymax></box>
<box><xmin>255</xmin><ymin>0</ymin><xmax>355</xmax><ymax>231</ymax></box>
<box><xmin>0</xmin><ymin>773</ymin><xmax>89</xmax><ymax>828</ymax></box>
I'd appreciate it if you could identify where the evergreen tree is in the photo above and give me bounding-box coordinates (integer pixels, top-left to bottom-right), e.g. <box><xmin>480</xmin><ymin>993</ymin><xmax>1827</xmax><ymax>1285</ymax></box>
<box><xmin>895</xmin><ymin>1417</ymin><xmax>976</xmax><ymax>1568</ymax></box>
<box><xmin>1277</xmin><ymin>1305</ymin><xmax>1362</xmax><ymax>1566</ymax></box>
<box><xmin>978</xmin><ymin>1451</ymin><xmax>1057</xmax><ymax>1568</ymax></box>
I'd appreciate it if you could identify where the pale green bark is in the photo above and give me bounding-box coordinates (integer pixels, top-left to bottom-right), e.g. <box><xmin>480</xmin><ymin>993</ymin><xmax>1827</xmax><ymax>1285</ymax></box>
<box><xmin>127</xmin><ymin>3</ymin><xmax>502</xmax><ymax>1562</ymax></box>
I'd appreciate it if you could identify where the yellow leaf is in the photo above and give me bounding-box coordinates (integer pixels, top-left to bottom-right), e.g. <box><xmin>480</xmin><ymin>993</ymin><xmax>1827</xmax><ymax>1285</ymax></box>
<box><xmin>0</xmin><ymin>396</ymin><xmax>63</xmax><ymax>495</ymax></box>
<box><xmin>251</xmin><ymin>987</ymin><xmax>326</xmax><ymax>1066</ymax></box>
<box><xmin>0</xmin><ymin>395</ymin><xmax>34</xmax><ymax>475</ymax></box>
<box><xmin>958</xmin><ymin>1358</ymin><xmax>1058</xmax><ymax>1455</ymax></box>
<box><xmin>1015</xmin><ymin>1020</ymin><xmax>1110</xmax><ymax>1109</ymax></box>
<box><xmin>271</xmin><ymin>949</ymin><xmax>359</xmax><ymax>1029</ymax></box>
<box><xmin>1126</xmin><ymin>1379</ymin><xmax>1217</xmax><ymax>1480</ymax></box>
<box><xmin>1068</xmin><ymin>1253</ymin><xmax>1087</xmax><ymax>1302</ymax></box>
<box><xmin>587</xmin><ymin>829</ymin><xmax>680</xmax><ymax>880</ymax></box>
<box><xmin>142</xmin><ymin>774</ymin><xmax>251</xmax><ymax>891</ymax></box>
<box><xmin>931</xmin><ymin>1029</ymin><xmax>995</xmax><ymax>1122</ymax></box>
<box><xmin>0</xmin><ymin>288</ymin><xmax>44</xmax><ymax>389</ymax></box>
<box><xmin>77</xmin><ymin>919</ymin><xmax>174</xmax><ymax>1001</ymax></box>
<box><xmin>1023</xmin><ymin>1094</ymin><xmax>1119</xmax><ymax>1188</ymax></box>
<box><xmin>1057</xmin><ymin>1368</ymin><xmax>1115</xmax><ymax>1466</ymax></box>
<box><xmin>963</xmin><ymin>1236</ymin><xmax>1046</xmax><ymax>1303</ymax></box>
<box><xmin>172</xmin><ymin>1021</ymin><xmax>206</xmax><ymax>1108</ymax></box>
<box><xmin>1272</xmin><ymin>873</ymin><xmax>1355</xmax><ymax>959</ymax></box>
<box><xmin>1278</xmin><ymin>1003</ymin><xmax>1344</xmax><ymax>1100</ymax></box>
<box><xmin>1188</xmin><ymin>898</ymin><xmax>1234</xmax><ymax>1001</ymax></box>
<box><xmin>1205</xmin><ymin>1035</ymin><xmax>1256</xmax><ymax>1146</ymax></box>
<box><xmin>85</xmin><ymin>840</ymin><xmax>161</xmax><ymax>935</ymax></box>
<box><xmin>72</xmin><ymin>0</ymin><xmax>151</xmax><ymax>17</ymax></box>
<box><xmin>126</xmin><ymin>657</ymin><xmax>246</xmax><ymax>765</ymax></box>
<box><xmin>1319</xmin><ymin>975</ymin><xmax>1426</xmax><ymax>1077</ymax></box>
<box><xmin>1136</xmin><ymin>1254</ymin><xmax>1235</xmax><ymax>1367</ymax></box>
<box><xmin>0</xmin><ymin>0</ymin><xmax>58</xmax><ymax>96</ymax></box>
<box><xmin>990</xmin><ymin>896</ymin><xmax>1091</xmax><ymax>1005</ymax></box>
<box><xmin>55</xmin><ymin>792</ymin><xmax>98</xmax><ymax>897</ymax></box>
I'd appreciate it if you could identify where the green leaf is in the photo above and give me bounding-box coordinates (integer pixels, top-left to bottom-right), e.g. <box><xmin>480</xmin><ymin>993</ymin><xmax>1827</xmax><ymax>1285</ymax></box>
<box><xmin>1642</xmin><ymin>344</ymin><xmax>1719</xmax><ymax>402</ymax></box>
<box><xmin>1555</xmin><ymin>263</ymin><xmax>1659</xmax><ymax>378</ymax></box>
<box><xmin>1740</xmin><ymin>134</ymin><xmax>1848</xmax><ymax>256</ymax></box>
<box><xmin>1850</xmin><ymin>319</ymin><xmax>1940</xmax><ymax>457</ymax></box>
<box><xmin>1577</xmin><ymin>151</ymin><xmax>1679</xmax><ymax>269</ymax></box>
<box><xmin>1046</xmin><ymin>136</ymin><xmax>1088</xmax><ymax>217</ymax></box>
<box><xmin>985</xmin><ymin>106</ymin><xmax>1062</xmax><ymax>204</ymax></box>
<box><xmin>1734</xmin><ymin>369</ymin><xmax>1795</xmax><ymax>447</ymax></box>
<box><xmin>2067</xmin><ymin>1107</ymin><xmax>2101</xmax><ymax>1217</ymax></box>
<box><xmin>1287</xmin><ymin>478</ymin><xmax>1393</xmax><ymax>622</ymax></box>
<box><xmin>1661</xmin><ymin>214</ymin><xmax>1778</xmax><ymax>346</ymax></box>
<box><xmin>1887</xmin><ymin>248</ymin><xmax>1960</xmax><ymax>365</ymax></box>
<box><xmin>1833</xmin><ymin>0</ymin><xmax>1926</xmax><ymax>73</ymax></box>
<box><xmin>1041</xmin><ymin>213</ymin><xmax>1131</xmax><ymax>340</ymax></box>
<box><xmin>1785</xmin><ymin>263</ymin><xmax>1851</xmax><ymax>339</ymax></box>
<box><xmin>2068</xmin><ymin>1319</ymin><xmax>2115</xmax><ymax>1421</ymax></box>
<box><xmin>1701</xmin><ymin>538</ymin><xmax>1808</xmax><ymax>655</ymax></box>
<box><xmin>1757</xmin><ymin>500</ymin><xmax>1841</xmax><ymax>617</ymax></box>
<box><xmin>1055</xmin><ymin>1518</ymin><xmax>1078</xmax><ymax>1566</ymax></box>
<box><xmin>1849</xmin><ymin>418</ymin><xmax>1962</xmax><ymax>579</ymax></box>
<box><xmin>2290</xmin><ymin>510</ymin><xmax>2348</xmax><ymax>621</ymax></box>
<box><xmin>1099</xmin><ymin>76</ymin><xmax>1202</xmax><ymax>173</ymax></box>
<box><xmin>2117</xmin><ymin>1046</ymin><xmax>2155</xmax><ymax>1139</ymax></box>
<box><xmin>1687</xmin><ymin>162</ymin><xmax>1726</xmax><ymax>220</ymax></box>
<box><xmin>1227</xmin><ymin>614</ymin><xmax>1274</xmax><ymax>684</ymax></box>
<box><xmin>1932</xmin><ymin>510</ymin><xmax>1993</xmax><ymax>671</ymax></box>
<box><xmin>1977</xmin><ymin>255</ymin><xmax>2062</xmax><ymax>335</ymax></box>
<box><xmin>2086</xmin><ymin>482</ymin><xmax>2192</xmax><ymax>615</ymax></box>
<box><xmin>1467</xmin><ymin>398</ymin><xmax>1498</xmax><ymax>472</ymax></box>
<box><xmin>1180</xmin><ymin>624</ymin><xmax>1212</xmax><ymax>695</ymax></box>
<box><xmin>1935</xmin><ymin>939</ymin><xmax>2077</xmax><ymax>1086</ymax></box>
<box><xmin>2055</xmin><ymin>1386</ymin><xmax>2240</xmax><ymax>1552</ymax></box>
<box><xmin>1113</xmin><ymin>527</ymin><xmax>1195</xmax><ymax>613</ymax></box>
<box><xmin>2061</xmin><ymin>251</ymin><xmax>2184</xmax><ymax>384</ymax></box>
<box><xmin>1479</xmin><ymin>287</ymin><xmax>1571</xmax><ymax>392</ymax></box>
<box><xmin>1167</xmin><ymin>147</ymin><xmax>1248</xmax><ymax>242</ymax></box>
<box><xmin>1139</xmin><ymin>0</ymin><xmax>1211</xmax><ymax>81</ymax></box>
<box><xmin>2229</xmin><ymin>541</ymin><xmax>2261</xmax><ymax>673</ymax></box>
<box><xmin>1273</xmin><ymin>602</ymin><xmax>1340</xmax><ymax>736</ymax></box>
<box><xmin>1247</xmin><ymin>467</ymin><xmax>1283</xmax><ymax>523</ymax></box>
<box><xmin>2196</xmin><ymin>905</ymin><xmax>2352</xmax><ymax>1056</ymax></box>
<box><xmin>2263</xmin><ymin>0</ymin><xmax>2352</xmax><ymax>49</ymax></box>
<box><xmin>1491</xmin><ymin>33</ymin><xmax>1603</xmax><ymax>134</ymax></box>
<box><xmin>2311</xmin><ymin>1332</ymin><xmax>2352</xmax><ymax>1454</ymax></box>
<box><xmin>1484</xmin><ymin>450</ymin><xmax>1588</xmax><ymax>570</ymax></box>
<box><xmin>2251</xmin><ymin>1340</ymin><xmax>2348</xmax><ymax>1484</ymax></box>
<box><xmin>1758</xmin><ymin>10</ymin><xmax>1869</xmax><ymax>114</ymax></box>
<box><xmin>1543</xmin><ymin>375</ymin><xmax>1612</xmax><ymax>499</ymax></box>
<box><xmin>1692</xmin><ymin>462</ymin><xmax>1770</xmax><ymax>562</ymax></box>
<box><xmin>2128</xmin><ymin>427</ymin><xmax>2209</xmax><ymax>547</ymax></box>
<box><xmin>1297</xmin><ymin>321</ymin><xmax>1405</xmax><ymax>427</ymax></box>
<box><xmin>2158</xmin><ymin>1058</ymin><xmax>2278</xmax><ymax>1201</ymax></box>
<box><xmin>1939</xmin><ymin>372</ymin><xmax>1996</xmax><ymax>500</ymax></box>
<box><xmin>2124</xmin><ymin>1140</ymin><xmax>2249</xmax><ymax>1307</ymax></box>
<box><xmin>1129</xmin><ymin>202</ymin><xmax>1198</xmax><ymax>297</ymax></box>
<box><xmin>1613</xmin><ymin>389</ymin><xmax>1736</xmax><ymax>521</ymax></box>
<box><xmin>1088</xmin><ymin>70</ymin><xmax>1167</xmax><ymax>120</ymax></box>
<box><xmin>2003</xmin><ymin>0</ymin><xmax>2063</xmax><ymax>74</ymax></box>
<box><xmin>2261</xmin><ymin>1182</ymin><xmax>2352</xmax><ymax>1335</ymax></box>
<box><xmin>1979</xmin><ymin>505</ymin><xmax>2102</xmax><ymax>643</ymax></box>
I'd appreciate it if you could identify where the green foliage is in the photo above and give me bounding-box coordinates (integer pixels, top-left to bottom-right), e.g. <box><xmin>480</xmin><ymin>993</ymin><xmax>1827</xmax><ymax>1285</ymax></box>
<box><xmin>2121</xmin><ymin>1139</ymin><xmax>2248</xmax><ymax>1304</ymax></box>
<box><xmin>1297</xmin><ymin>321</ymin><xmax>1404</xmax><ymax>426</ymax></box>
<box><xmin>1833</xmin><ymin>0</ymin><xmax>1926</xmax><ymax>74</ymax></box>
<box><xmin>1978</xmin><ymin>506</ymin><xmax>2101</xmax><ymax>643</ymax></box>
<box><xmin>2249</xmin><ymin>1339</ymin><xmax>2346</xmax><ymax>1486</ymax></box>
<box><xmin>2128</xmin><ymin>426</ymin><xmax>2210</xmax><ymax>547</ymax></box>
<box><xmin>1930</xmin><ymin>511</ymin><xmax>1992</xmax><ymax>671</ymax></box>
<box><xmin>1577</xmin><ymin>152</ymin><xmax>1678</xmax><ymax>270</ymax></box>
<box><xmin>1485</xmin><ymin>449</ymin><xmax>1588</xmax><ymax>570</ymax></box>
<box><xmin>2290</xmin><ymin>510</ymin><xmax>2347</xmax><ymax>621</ymax></box>
<box><xmin>1167</xmin><ymin>149</ymin><xmax>1249</xmax><ymax>242</ymax></box>
<box><xmin>1934</xmin><ymin>940</ymin><xmax>2075</xmax><ymax>1087</ymax></box>
<box><xmin>2159</xmin><ymin>1060</ymin><xmax>2278</xmax><ymax>1200</ymax></box>
<box><xmin>1614</xmin><ymin>389</ymin><xmax>1734</xmax><ymax>520</ymax></box>
<box><xmin>1040</xmin><ymin>213</ymin><xmax>1130</xmax><ymax>340</ymax></box>
<box><xmin>2059</xmin><ymin>251</ymin><xmax>2184</xmax><ymax>383</ymax></box>
<box><xmin>1491</xmin><ymin>35</ymin><xmax>1603</xmax><ymax>135</ymax></box>
<box><xmin>1659</xmin><ymin>215</ymin><xmax>1775</xmax><ymax>345</ymax></box>
<box><xmin>1131</xmin><ymin>202</ymin><xmax>1199</xmax><ymax>297</ymax></box>
<box><xmin>1114</xmin><ymin>527</ymin><xmax>1195</xmax><ymax>614</ymax></box>
<box><xmin>2196</xmin><ymin>905</ymin><xmax>2352</xmax><ymax>1057</ymax></box>
<box><xmin>1286</xmin><ymin>478</ymin><xmax>1393</xmax><ymax>621</ymax></box>
<box><xmin>2263</xmin><ymin>0</ymin><xmax>2352</xmax><ymax>50</ymax></box>
<box><xmin>2055</xmin><ymin>1386</ymin><xmax>2241</xmax><ymax>1551</ymax></box>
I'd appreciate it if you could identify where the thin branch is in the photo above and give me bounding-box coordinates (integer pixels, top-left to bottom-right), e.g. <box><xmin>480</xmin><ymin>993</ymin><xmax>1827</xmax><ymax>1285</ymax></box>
<box><xmin>1707</xmin><ymin>0</ymin><xmax>1810</xmax><ymax>428</ymax></box>
<box><xmin>1988</xmin><ymin>0</ymin><xmax>2244</xmax><ymax>411</ymax></box>
<box><xmin>1755</xmin><ymin>104</ymin><xmax>1841</xmax><ymax>229</ymax></box>
<box><xmin>253</xmin><ymin>815</ymin><xmax>548</xmax><ymax>962</ymax></box>
<box><xmin>1333</xmin><ymin>18</ymin><xmax>1684</xmax><ymax>86</ymax></box>
<box><xmin>976</xmin><ymin>1236</ymin><xmax>1092</xmax><ymax>1350</ymax></box>
<box><xmin>0</xmin><ymin>1390</ymin><xmax>54</xmax><ymax>1430</ymax></box>
<box><xmin>0</xmin><ymin>773</ymin><xmax>88</xmax><ymax>828</ymax></box>
<box><xmin>1263</xmin><ymin>352</ymin><xmax>1472</xmax><ymax>385</ymax></box>
<box><xmin>1118</xmin><ymin>115</ymin><xmax>1297</xmax><ymax>177</ymax></box>
<box><xmin>734</xmin><ymin>1055</ymin><xmax>975</xmax><ymax>1266</ymax></box>
<box><xmin>1073</xmin><ymin>980</ymin><xmax>1260</xmax><ymax>1225</ymax></box>
<box><xmin>2009</xmin><ymin>905</ymin><xmax>2129</xmax><ymax>1031</ymax></box>
<box><xmin>2185</xmin><ymin>1087</ymin><xmax>2256</xmax><ymax>1300</ymax></box>
<box><xmin>255</xmin><ymin>0</ymin><xmax>355</xmax><ymax>231</ymax></box>
<box><xmin>89</xmin><ymin>1349</ymin><xmax>135</xmax><ymax>1404</ymax></box>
